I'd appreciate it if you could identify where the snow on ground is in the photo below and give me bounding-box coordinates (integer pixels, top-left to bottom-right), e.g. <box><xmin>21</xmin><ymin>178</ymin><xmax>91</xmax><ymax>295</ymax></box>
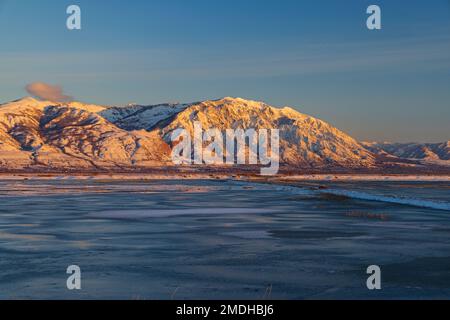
<box><xmin>279</xmin><ymin>174</ymin><xmax>450</xmax><ymax>182</ymax></box>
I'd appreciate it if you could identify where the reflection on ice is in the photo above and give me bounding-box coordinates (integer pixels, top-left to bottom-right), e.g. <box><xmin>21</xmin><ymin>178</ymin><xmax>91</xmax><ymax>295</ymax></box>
<box><xmin>90</xmin><ymin>208</ymin><xmax>278</xmax><ymax>219</ymax></box>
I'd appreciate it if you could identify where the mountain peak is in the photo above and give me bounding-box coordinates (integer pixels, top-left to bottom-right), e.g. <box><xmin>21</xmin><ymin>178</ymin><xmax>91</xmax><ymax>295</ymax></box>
<box><xmin>209</xmin><ymin>97</ymin><xmax>302</xmax><ymax>117</ymax></box>
<box><xmin>64</xmin><ymin>101</ymin><xmax>108</xmax><ymax>113</ymax></box>
<box><xmin>14</xmin><ymin>96</ymin><xmax>40</xmax><ymax>103</ymax></box>
<box><xmin>0</xmin><ymin>97</ymin><xmax>109</xmax><ymax>114</ymax></box>
<box><xmin>0</xmin><ymin>96</ymin><xmax>53</xmax><ymax>110</ymax></box>
<box><xmin>213</xmin><ymin>97</ymin><xmax>266</xmax><ymax>105</ymax></box>
<box><xmin>220</xmin><ymin>96</ymin><xmax>251</xmax><ymax>102</ymax></box>
<box><xmin>9</xmin><ymin>96</ymin><xmax>51</xmax><ymax>105</ymax></box>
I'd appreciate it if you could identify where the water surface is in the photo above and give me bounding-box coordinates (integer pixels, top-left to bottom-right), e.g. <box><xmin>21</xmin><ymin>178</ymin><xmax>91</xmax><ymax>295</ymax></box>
<box><xmin>0</xmin><ymin>179</ymin><xmax>449</xmax><ymax>299</ymax></box>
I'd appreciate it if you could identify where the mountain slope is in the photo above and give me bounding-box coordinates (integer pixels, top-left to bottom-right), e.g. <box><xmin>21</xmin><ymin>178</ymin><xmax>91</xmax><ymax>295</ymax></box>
<box><xmin>6</xmin><ymin>96</ymin><xmax>444</xmax><ymax>172</ymax></box>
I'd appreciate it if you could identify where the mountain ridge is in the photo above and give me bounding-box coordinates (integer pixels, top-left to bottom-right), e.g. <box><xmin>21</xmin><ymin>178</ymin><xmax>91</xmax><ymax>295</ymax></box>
<box><xmin>0</xmin><ymin>96</ymin><xmax>448</xmax><ymax>172</ymax></box>
<box><xmin>362</xmin><ymin>141</ymin><xmax>450</xmax><ymax>165</ymax></box>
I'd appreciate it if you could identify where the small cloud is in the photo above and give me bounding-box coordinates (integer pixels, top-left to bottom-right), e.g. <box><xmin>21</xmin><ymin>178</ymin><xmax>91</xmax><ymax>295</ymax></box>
<box><xmin>25</xmin><ymin>82</ymin><xmax>73</xmax><ymax>102</ymax></box>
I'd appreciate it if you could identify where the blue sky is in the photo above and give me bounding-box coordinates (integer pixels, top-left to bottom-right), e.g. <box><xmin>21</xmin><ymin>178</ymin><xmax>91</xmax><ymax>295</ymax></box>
<box><xmin>0</xmin><ymin>0</ymin><xmax>449</xmax><ymax>142</ymax></box>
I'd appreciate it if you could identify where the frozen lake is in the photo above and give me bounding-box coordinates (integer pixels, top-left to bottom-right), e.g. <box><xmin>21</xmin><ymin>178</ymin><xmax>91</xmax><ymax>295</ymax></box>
<box><xmin>0</xmin><ymin>178</ymin><xmax>449</xmax><ymax>299</ymax></box>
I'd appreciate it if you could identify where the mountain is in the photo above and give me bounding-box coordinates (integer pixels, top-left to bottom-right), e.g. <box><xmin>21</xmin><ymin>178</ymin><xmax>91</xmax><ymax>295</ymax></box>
<box><xmin>0</xmin><ymin>96</ymin><xmax>443</xmax><ymax>173</ymax></box>
<box><xmin>363</xmin><ymin>141</ymin><xmax>450</xmax><ymax>166</ymax></box>
<box><xmin>0</xmin><ymin>97</ymin><xmax>171</xmax><ymax>170</ymax></box>
<box><xmin>158</xmin><ymin>97</ymin><xmax>374</xmax><ymax>167</ymax></box>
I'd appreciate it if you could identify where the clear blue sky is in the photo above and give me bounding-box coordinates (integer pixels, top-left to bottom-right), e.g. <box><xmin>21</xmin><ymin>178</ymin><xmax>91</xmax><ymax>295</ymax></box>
<box><xmin>0</xmin><ymin>0</ymin><xmax>449</xmax><ymax>142</ymax></box>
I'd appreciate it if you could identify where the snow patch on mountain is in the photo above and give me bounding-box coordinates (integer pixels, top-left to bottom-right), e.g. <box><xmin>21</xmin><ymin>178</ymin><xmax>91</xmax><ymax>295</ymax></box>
<box><xmin>101</xmin><ymin>103</ymin><xmax>188</xmax><ymax>130</ymax></box>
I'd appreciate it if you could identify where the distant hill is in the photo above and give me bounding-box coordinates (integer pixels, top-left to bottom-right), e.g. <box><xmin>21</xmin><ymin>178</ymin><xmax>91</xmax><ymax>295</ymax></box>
<box><xmin>363</xmin><ymin>141</ymin><xmax>450</xmax><ymax>167</ymax></box>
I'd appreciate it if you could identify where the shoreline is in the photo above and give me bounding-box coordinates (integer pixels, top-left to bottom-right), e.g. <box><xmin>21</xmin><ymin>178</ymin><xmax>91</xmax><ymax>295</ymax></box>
<box><xmin>267</xmin><ymin>174</ymin><xmax>450</xmax><ymax>182</ymax></box>
<box><xmin>0</xmin><ymin>172</ymin><xmax>449</xmax><ymax>182</ymax></box>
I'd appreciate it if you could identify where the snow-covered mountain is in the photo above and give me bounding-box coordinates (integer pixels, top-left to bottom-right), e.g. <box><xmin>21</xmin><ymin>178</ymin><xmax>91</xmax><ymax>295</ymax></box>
<box><xmin>0</xmin><ymin>97</ymin><xmax>171</xmax><ymax>169</ymax></box>
<box><xmin>0</xmin><ymin>96</ymin><xmax>444</xmax><ymax>172</ymax></box>
<box><xmin>363</xmin><ymin>141</ymin><xmax>450</xmax><ymax>166</ymax></box>
<box><xmin>158</xmin><ymin>97</ymin><xmax>374</xmax><ymax>168</ymax></box>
